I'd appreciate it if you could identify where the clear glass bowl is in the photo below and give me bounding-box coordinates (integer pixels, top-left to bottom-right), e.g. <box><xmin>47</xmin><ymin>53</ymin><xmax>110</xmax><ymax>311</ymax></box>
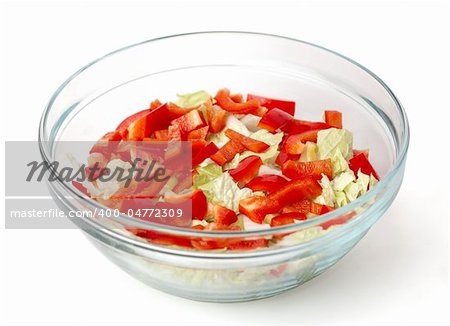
<box><xmin>39</xmin><ymin>32</ymin><xmax>409</xmax><ymax>302</ymax></box>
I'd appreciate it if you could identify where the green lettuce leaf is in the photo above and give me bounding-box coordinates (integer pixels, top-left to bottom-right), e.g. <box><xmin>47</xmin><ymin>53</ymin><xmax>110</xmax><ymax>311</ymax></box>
<box><xmin>317</xmin><ymin>128</ymin><xmax>353</xmax><ymax>160</ymax></box>
<box><xmin>174</xmin><ymin>90</ymin><xmax>211</xmax><ymax>108</ymax></box>
<box><xmin>330</xmin><ymin>149</ymin><xmax>350</xmax><ymax>176</ymax></box>
<box><xmin>198</xmin><ymin>172</ymin><xmax>253</xmax><ymax>211</ymax></box>
<box><xmin>332</xmin><ymin>171</ymin><xmax>356</xmax><ymax>191</ymax></box>
<box><xmin>193</xmin><ymin>163</ymin><xmax>222</xmax><ymax>188</ymax></box>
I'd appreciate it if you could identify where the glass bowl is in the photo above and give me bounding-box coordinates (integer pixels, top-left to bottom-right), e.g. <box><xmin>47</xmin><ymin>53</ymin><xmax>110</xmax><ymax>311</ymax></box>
<box><xmin>39</xmin><ymin>32</ymin><xmax>409</xmax><ymax>302</ymax></box>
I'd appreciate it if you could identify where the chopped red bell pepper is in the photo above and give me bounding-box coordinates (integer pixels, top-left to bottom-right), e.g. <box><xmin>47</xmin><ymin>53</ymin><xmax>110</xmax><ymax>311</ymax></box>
<box><xmin>282</xmin><ymin>135</ymin><xmax>307</xmax><ymax>155</ymax></box>
<box><xmin>245</xmin><ymin>174</ymin><xmax>288</xmax><ymax>193</ymax></box>
<box><xmin>270</xmin><ymin>212</ymin><xmax>306</xmax><ymax>227</ymax></box>
<box><xmin>281</xmin><ymin>119</ymin><xmax>333</xmax><ymax>134</ymax></box>
<box><xmin>239</xmin><ymin>177</ymin><xmax>321</xmax><ymax>223</ymax></box>
<box><xmin>213</xmin><ymin>205</ymin><xmax>238</xmax><ymax>226</ymax></box>
<box><xmin>227</xmin><ymin>238</ymin><xmax>269</xmax><ymax>251</ymax></box>
<box><xmin>282</xmin><ymin>199</ymin><xmax>334</xmax><ymax>215</ymax></box>
<box><xmin>282</xmin><ymin>159</ymin><xmax>333</xmax><ymax>180</ymax></box>
<box><xmin>349</xmin><ymin>153</ymin><xmax>379</xmax><ymax>180</ymax></box>
<box><xmin>89</xmin><ymin>131</ymin><xmax>122</xmax><ymax>156</ymax></box>
<box><xmin>324</xmin><ymin>110</ymin><xmax>343</xmax><ymax>129</ymax></box>
<box><xmin>129</xmin><ymin>229</ymin><xmax>193</xmax><ymax>248</ymax></box>
<box><xmin>192</xmin><ymin>189</ymin><xmax>208</xmax><ymax>220</ymax></box>
<box><xmin>187</xmin><ymin>126</ymin><xmax>209</xmax><ymax>140</ymax></box>
<box><xmin>320</xmin><ymin>212</ymin><xmax>355</xmax><ymax>230</ymax></box>
<box><xmin>154</xmin><ymin>129</ymin><xmax>169</xmax><ymax>141</ymax></box>
<box><xmin>117</xmin><ymin>103</ymin><xmax>173</xmax><ymax>139</ymax></box>
<box><xmin>275</xmin><ymin>151</ymin><xmax>300</xmax><ymax>166</ymax></box>
<box><xmin>310</xmin><ymin>201</ymin><xmax>335</xmax><ymax>215</ymax></box>
<box><xmin>166</xmin><ymin>102</ymin><xmax>198</xmax><ymax>119</ymax></box>
<box><xmin>224</xmin><ymin>129</ymin><xmax>270</xmax><ymax>153</ymax></box>
<box><xmin>229</xmin><ymin>156</ymin><xmax>263</xmax><ymax>184</ymax></box>
<box><xmin>282</xmin><ymin>130</ymin><xmax>321</xmax><ymax>153</ymax></box>
<box><xmin>247</xmin><ymin>94</ymin><xmax>296</xmax><ymax>115</ymax></box>
<box><xmin>239</xmin><ymin>196</ymin><xmax>275</xmax><ymax>224</ymax></box>
<box><xmin>167</xmin><ymin>124</ymin><xmax>182</xmax><ymax>141</ymax></box>
<box><xmin>282</xmin><ymin>199</ymin><xmax>311</xmax><ymax>214</ymax></box>
<box><xmin>171</xmin><ymin>109</ymin><xmax>205</xmax><ymax>135</ymax></box>
<box><xmin>206</xmin><ymin>105</ymin><xmax>228</xmax><ymax>133</ymax></box>
<box><xmin>353</xmin><ymin>149</ymin><xmax>369</xmax><ymax>158</ymax></box>
<box><xmin>230</xmin><ymin>93</ymin><xmax>243</xmax><ymax>103</ymax></box>
<box><xmin>270</xmin><ymin>214</ymin><xmax>295</xmax><ymax>227</ymax></box>
<box><xmin>192</xmin><ymin>142</ymin><xmax>219</xmax><ymax>166</ymax></box>
<box><xmin>214</xmin><ymin>88</ymin><xmax>260</xmax><ymax>114</ymax></box>
<box><xmin>191</xmin><ymin>139</ymin><xmax>207</xmax><ymax>158</ymax></box>
<box><xmin>149</xmin><ymin>99</ymin><xmax>163</xmax><ymax>111</ymax></box>
<box><xmin>116</xmin><ymin>109</ymin><xmax>150</xmax><ymax>134</ymax></box>
<box><xmin>210</xmin><ymin>140</ymin><xmax>246</xmax><ymax>165</ymax></box>
<box><xmin>268</xmin><ymin>177</ymin><xmax>322</xmax><ymax>208</ymax></box>
<box><xmin>258</xmin><ymin>108</ymin><xmax>294</xmax><ymax>132</ymax></box>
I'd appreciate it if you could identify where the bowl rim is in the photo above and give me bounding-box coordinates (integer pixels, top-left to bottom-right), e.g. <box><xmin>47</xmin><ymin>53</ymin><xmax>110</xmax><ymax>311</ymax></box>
<box><xmin>38</xmin><ymin>31</ymin><xmax>410</xmax><ymax>243</ymax></box>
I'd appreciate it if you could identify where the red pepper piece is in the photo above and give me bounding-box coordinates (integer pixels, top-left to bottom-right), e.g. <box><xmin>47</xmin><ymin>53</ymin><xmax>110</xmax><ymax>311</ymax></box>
<box><xmin>154</xmin><ymin>129</ymin><xmax>169</xmax><ymax>141</ymax></box>
<box><xmin>353</xmin><ymin>149</ymin><xmax>369</xmax><ymax>158</ymax></box>
<box><xmin>192</xmin><ymin>142</ymin><xmax>219</xmax><ymax>166</ymax></box>
<box><xmin>190</xmin><ymin>139</ymin><xmax>207</xmax><ymax>158</ymax></box>
<box><xmin>349</xmin><ymin>153</ymin><xmax>380</xmax><ymax>180</ymax></box>
<box><xmin>213</xmin><ymin>205</ymin><xmax>238</xmax><ymax>226</ymax></box>
<box><xmin>167</xmin><ymin>124</ymin><xmax>182</xmax><ymax>141</ymax></box>
<box><xmin>247</xmin><ymin>94</ymin><xmax>296</xmax><ymax>115</ymax></box>
<box><xmin>166</xmin><ymin>102</ymin><xmax>198</xmax><ymax>119</ymax></box>
<box><xmin>227</xmin><ymin>238</ymin><xmax>269</xmax><ymax>251</ymax></box>
<box><xmin>268</xmin><ymin>177</ymin><xmax>322</xmax><ymax>208</ymax></box>
<box><xmin>229</xmin><ymin>156</ymin><xmax>263</xmax><ymax>184</ymax></box>
<box><xmin>324</xmin><ymin>110</ymin><xmax>343</xmax><ymax>129</ymax></box>
<box><xmin>258</xmin><ymin>108</ymin><xmax>295</xmax><ymax>132</ymax></box>
<box><xmin>310</xmin><ymin>202</ymin><xmax>335</xmax><ymax>215</ymax></box>
<box><xmin>187</xmin><ymin>126</ymin><xmax>209</xmax><ymax>140</ymax></box>
<box><xmin>206</xmin><ymin>104</ymin><xmax>228</xmax><ymax>133</ymax></box>
<box><xmin>149</xmin><ymin>99</ymin><xmax>162</xmax><ymax>111</ymax></box>
<box><xmin>210</xmin><ymin>140</ymin><xmax>246</xmax><ymax>165</ymax></box>
<box><xmin>270</xmin><ymin>212</ymin><xmax>307</xmax><ymax>227</ymax></box>
<box><xmin>245</xmin><ymin>174</ymin><xmax>288</xmax><ymax>193</ymax></box>
<box><xmin>275</xmin><ymin>151</ymin><xmax>300</xmax><ymax>167</ymax></box>
<box><xmin>282</xmin><ymin>159</ymin><xmax>333</xmax><ymax>180</ymax></box>
<box><xmin>224</xmin><ymin>129</ymin><xmax>270</xmax><ymax>153</ymax></box>
<box><xmin>282</xmin><ymin>199</ymin><xmax>311</xmax><ymax>214</ymax></box>
<box><xmin>281</xmin><ymin>119</ymin><xmax>333</xmax><ymax>134</ymax></box>
<box><xmin>239</xmin><ymin>196</ymin><xmax>275</xmax><ymax>224</ymax></box>
<box><xmin>192</xmin><ymin>189</ymin><xmax>208</xmax><ymax>220</ymax></box>
<box><xmin>320</xmin><ymin>212</ymin><xmax>355</xmax><ymax>230</ymax></box>
<box><xmin>282</xmin><ymin>130</ymin><xmax>322</xmax><ymax>154</ymax></box>
<box><xmin>214</xmin><ymin>88</ymin><xmax>260</xmax><ymax>114</ymax></box>
<box><xmin>171</xmin><ymin>109</ymin><xmax>205</xmax><ymax>135</ymax></box>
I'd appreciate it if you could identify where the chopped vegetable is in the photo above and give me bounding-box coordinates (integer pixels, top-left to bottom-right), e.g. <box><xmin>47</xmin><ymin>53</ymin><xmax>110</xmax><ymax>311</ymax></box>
<box><xmin>245</xmin><ymin>174</ymin><xmax>288</xmax><ymax>193</ymax></box>
<box><xmin>229</xmin><ymin>156</ymin><xmax>263</xmax><ymax>184</ymax></box>
<box><xmin>349</xmin><ymin>153</ymin><xmax>380</xmax><ymax>180</ymax></box>
<box><xmin>224</xmin><ymin>129</ymin><xmax>270</xmax><ymax>153</ymax></box>
<box><xmin>281</xmin><ymin>159</ymin><xmax>333</xmax><ymax>180</ymax></box>
<box><xmin>324</xmin><ymin>110</ymin><xmax>343</xmax><ymax>129</ymax></box>
<box><xmin>85</xmin><ymin>88</ymin><xmax>381</xmax><ymax>251</ymax></box>
<box><xmin>247</xmin><ymin>94</ymin><xmax>296</xmax><ymax>115</ymax></box>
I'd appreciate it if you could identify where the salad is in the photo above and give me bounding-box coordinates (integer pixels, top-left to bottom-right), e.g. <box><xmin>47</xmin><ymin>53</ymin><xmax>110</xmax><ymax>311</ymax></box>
<box><xmin>73</xmin><ymin>88</ymin><xmax>379</xmax><ymax>251</ymax></box>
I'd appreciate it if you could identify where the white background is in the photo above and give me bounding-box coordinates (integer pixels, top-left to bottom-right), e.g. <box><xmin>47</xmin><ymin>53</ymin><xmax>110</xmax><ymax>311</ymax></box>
<box><xmin>1</xmin><ymin>1</ymin><xmax>449</xmax><ymax>325</ymax></box>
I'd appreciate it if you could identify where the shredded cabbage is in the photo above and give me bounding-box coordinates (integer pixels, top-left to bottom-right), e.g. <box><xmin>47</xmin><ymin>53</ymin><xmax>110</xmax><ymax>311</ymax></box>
<box><xmin>317</xmin><ymin>128</ymin><xmax>353</xmax><ymax>160</ymax></box>
<box><xmin>174</xmin><ymin>90</ymin><xmax>211</xmax><ymax>108</ymax></box>
<box><xmin>198</xmin><ymin>172</ymin><xmax>253</xmax><ymax>211</ymax></box>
